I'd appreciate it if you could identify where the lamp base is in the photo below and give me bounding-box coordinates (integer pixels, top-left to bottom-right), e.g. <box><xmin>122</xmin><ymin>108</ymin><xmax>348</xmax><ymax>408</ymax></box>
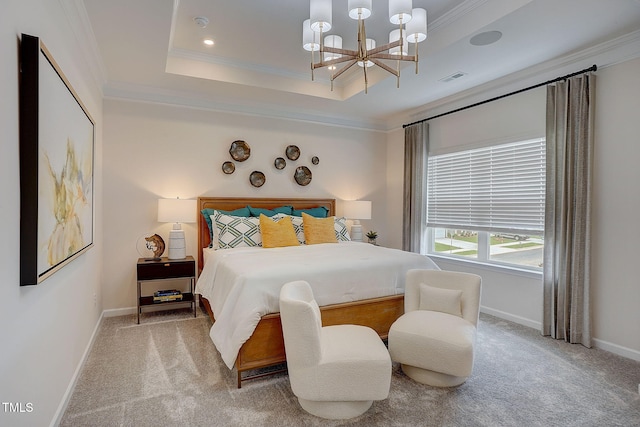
<box><xmin>350</xmin><ymin>221</ymin><xmax>363</xmax><ymax>242</ymax></box>
<box><xmin>168</xmin><ymin>229</ymin><xmax>187</xmax><ymax>259</ymax></box>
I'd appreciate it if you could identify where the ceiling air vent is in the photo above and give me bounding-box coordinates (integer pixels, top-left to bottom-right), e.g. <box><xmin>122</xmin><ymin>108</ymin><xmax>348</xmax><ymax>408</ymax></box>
<box><xmin>439</xmin><ymin>71</ymin><xmax>467</xmax><ymax>83</ymax></box>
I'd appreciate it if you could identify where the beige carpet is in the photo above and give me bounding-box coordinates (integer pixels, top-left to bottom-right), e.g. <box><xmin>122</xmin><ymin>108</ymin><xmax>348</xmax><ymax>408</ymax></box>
<box><xmin>60</xmin><ymin>308</ymin><xmax>640</xmax><ymax>426</ymax></box>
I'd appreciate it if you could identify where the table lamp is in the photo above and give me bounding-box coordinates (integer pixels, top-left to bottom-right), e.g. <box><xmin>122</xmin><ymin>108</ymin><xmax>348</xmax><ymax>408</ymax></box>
<box><xmin>158</xmin><ymin>197</ymin><xmax>197</xmax><ymax>259</ymax></box>
<box><xmin>343</xmin><ymin>200</ymin><xmax>371</xmax><ymax>242</ymax></box>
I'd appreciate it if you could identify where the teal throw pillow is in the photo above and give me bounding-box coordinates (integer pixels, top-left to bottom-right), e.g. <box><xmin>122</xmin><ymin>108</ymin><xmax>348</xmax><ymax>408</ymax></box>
<box><xmin>292</xmin><ymin>206</ymin><xmax>329</xmax><ymax>218</ymax></box>
<box><xmin>248</xmin><ymin>205</ymin><xmax>294</xmax><ymax>217</ymax></box>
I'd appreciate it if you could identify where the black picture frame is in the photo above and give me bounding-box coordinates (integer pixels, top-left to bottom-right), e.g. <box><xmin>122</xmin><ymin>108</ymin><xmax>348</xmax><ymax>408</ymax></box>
<box><xmin>19</xmin><ymin>34</ymin><xmax>95</xmax><ymax>285</ymax></box>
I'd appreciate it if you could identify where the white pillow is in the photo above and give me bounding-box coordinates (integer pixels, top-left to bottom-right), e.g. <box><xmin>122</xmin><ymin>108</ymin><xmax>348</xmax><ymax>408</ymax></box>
<box><xmin>334</xmin><ymin>217</ymin><xmax>351</xmax><ymax>242</ymax></box>
<box><xmin>419</xmin><ymin>283</ymin><xmax>463</xmax><ymax>317</ymax></box>
<box><xmin>212</xmin><ymin>211</ymin><xmax>262</xmax><ymax>249</ymax></box>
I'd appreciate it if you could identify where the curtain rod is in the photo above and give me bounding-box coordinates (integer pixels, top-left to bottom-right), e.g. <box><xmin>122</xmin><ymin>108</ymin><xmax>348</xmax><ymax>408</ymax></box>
<box><xmin>402</xmin><ymin>64</ymin><xmax>597</xmax><ymax>128</ymax></box>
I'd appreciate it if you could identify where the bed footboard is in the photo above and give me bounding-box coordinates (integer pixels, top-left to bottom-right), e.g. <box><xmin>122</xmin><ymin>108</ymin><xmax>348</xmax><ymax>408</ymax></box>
<box><xmin>199</xmin><ymin>294</ymin><xmax>404</xmax><ymax>387</ymax></box>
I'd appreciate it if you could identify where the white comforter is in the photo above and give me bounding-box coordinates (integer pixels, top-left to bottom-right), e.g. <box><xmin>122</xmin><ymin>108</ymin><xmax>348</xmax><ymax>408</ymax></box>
<box><xmin>196</xmin><ymin>242</ymin><xmax>439</xmax><ymax>368</ymax></box>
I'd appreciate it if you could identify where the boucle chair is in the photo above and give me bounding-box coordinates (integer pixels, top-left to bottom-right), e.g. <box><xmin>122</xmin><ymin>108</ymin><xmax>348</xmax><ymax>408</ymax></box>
<box><xmin>389</xmin><ymin>269</ymin><xmax>482</xmax><ymax>387</ymax></box>
<box><xmin>279</xmin><ymin>280</ymin><xmax>391</xmax><ymax>419</ymax></box>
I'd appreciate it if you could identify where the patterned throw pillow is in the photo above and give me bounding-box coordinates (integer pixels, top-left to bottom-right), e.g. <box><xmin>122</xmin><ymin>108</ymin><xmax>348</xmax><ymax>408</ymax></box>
<box><xmin>212</xmin><ymin>211</ymin><xmax>262</xmax><ymax>249</ymax></box>
<box><xmin>274</xmin><ymin>214</ymin><xmax>305</xmax><ymax>245</ymax></box>
<box><xmin>202</xmin><ymin>206</ymin><xmax>250</xmax><ymax>248</ymax></box>
<box><xmin>334</xmin><ymin>217</ymin><xmax>351</xmax><ymax>242</ymax></box>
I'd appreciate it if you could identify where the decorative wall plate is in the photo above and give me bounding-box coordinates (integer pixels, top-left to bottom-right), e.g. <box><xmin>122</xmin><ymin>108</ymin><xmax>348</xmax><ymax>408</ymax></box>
<box><xmin>312</xmin><ymin>156</ymin><xmax>319</xmax><ymax>165</ymax></box>
<box><xmin>274</xmin><ymin>157</ymin><xmax>286</xmax><ymax>170</ymax></box>
<box><xmin>286</xmin><ymin>145</ymin><xmax>300</xmax><ymax>161</ymax></box>
<box><xmin>229</xmin><ymin>140</ymin><xmax>250</xmax><ymax>162</ymax></box>
<box><xmin>250</xmin><ymin>171</ymin><xmax>266</xmax><ymax>187</ymax></box>
<box><xmin>294</xmin><ymin>166</ymin><xmax>312</xmax><ymax>186</ymax></box>
<box><xmin>222</xmin><ymin>161</ymin><xmax>235</xmax><ymax>174</ymax></box>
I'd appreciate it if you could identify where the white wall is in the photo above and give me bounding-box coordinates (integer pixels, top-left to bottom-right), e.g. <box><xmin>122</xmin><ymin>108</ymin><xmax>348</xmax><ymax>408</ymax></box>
<box><xmin>386</xmin><ymin>58</ymin><xmax>640</xmax><ymax>360</ymax></box>
<box><xmin>0</xmin><ymin>1</ymin><xmax>103</xmax><ymax>426</ymax></box>
<box><xmin>102</xmin><ymin>99</ymin><xmax>389</xmax><ymax>311</ymax></box>
<box><xmin>591</xmin><ymin>57</ymin><xmax>640</xmax><ymax>358</ymax></box>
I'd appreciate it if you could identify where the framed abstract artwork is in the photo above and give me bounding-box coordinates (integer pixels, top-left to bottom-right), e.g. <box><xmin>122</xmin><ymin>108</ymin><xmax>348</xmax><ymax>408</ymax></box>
<box><xmin>19</xmin><ymin>34</ymin><xmax>95</xmax><ymax>285</ymax></box>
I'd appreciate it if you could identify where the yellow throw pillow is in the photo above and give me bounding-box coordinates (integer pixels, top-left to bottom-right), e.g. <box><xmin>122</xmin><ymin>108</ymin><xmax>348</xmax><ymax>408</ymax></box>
<box><xmin>259</xmin><ymin>214</ymin><xmax>300</xmax><ymax>248</ymax></box>
<box><xmin>302</xmin><ymin>212</ymin><xmax>338</xmax><ymax>244</ymax></box>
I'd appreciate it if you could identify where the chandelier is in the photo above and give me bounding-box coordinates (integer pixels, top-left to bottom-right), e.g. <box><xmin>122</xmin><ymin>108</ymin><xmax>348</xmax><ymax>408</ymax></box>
<box><xmin>302</xmin><ymin>0</ymin><xmax>427</xmax><ymax>93</ymax></box>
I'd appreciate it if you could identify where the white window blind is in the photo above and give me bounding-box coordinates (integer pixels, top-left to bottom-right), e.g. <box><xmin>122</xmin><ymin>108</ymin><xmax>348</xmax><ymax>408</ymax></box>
<box><xmin>427</xmin><ymin>138</ymin><xmax>546</xmax><ymax>234</ymax></box>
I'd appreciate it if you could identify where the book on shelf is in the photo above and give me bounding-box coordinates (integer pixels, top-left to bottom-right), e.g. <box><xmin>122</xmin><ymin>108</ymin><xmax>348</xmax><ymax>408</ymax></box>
<box><xmin>154</xmin><ymin>289</ymin><xmax>182</xmax><ymax>297</ymax></box>
<box><xmin>153</xmin><ymin>294</ymin><xmax>184</xmax><ymax>303</ymax></box>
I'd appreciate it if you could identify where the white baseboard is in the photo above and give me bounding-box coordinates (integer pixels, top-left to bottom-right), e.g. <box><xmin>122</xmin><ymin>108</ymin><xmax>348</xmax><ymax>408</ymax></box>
<box><xmin>103</xmin><ymin>306</ymin><xmax>136</xmax><ymax>317</ymax></box>
<box><xmin>480</xmin><ymin>306</ymin><xmax>542</xmax><ymax>330</ymax></box>
<box><xmin>103</xmin><ymin>303</ymin><xmax>193</xmax><ymax>318</ymax></box>
<box><xmin>50</xmin><ymin>310</ymin><xmax>105</xmax><ymax>427</ymax></box>
<box><xmin>592</xmin><ymin>338</ymin><xmax>640</xmax><ymax>362</ymax></box>
<box><xmin>481</xmin><ymin>306</ymin><xmax>640</xmax><ymax>362</ymax></box>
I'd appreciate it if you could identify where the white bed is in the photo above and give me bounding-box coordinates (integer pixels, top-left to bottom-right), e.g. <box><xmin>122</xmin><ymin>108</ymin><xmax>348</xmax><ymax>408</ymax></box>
<box><xmin>195</xmin><ymin>196</ymin><xmax>439</xmax><ymax>387</ymax></box>
<box><xmin>196</xmin><ymin>242</ymin><xmax>439</xmax><ymax>369</ymax></box>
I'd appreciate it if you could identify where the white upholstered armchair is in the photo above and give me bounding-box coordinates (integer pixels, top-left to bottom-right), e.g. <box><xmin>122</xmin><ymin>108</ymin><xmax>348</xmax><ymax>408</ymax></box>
<box><xmin>279</xmin><ymin>280</ymin><xmax>392</xmax><ymax>419</ymax></box>
<box><xmin>388</xmin><ymin>269</ymin><xmax>482</xmax><ymax>387</ymax></box>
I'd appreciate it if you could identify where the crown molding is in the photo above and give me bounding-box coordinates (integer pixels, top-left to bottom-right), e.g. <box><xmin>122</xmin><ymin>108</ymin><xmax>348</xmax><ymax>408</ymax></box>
<box><xmin>58</xmin><ymin>0</ymin><xmax>108</xmax><ymax>94</ymax></box>
<box><xmin>103</xmin><ymin>81</ymin><xmax>387</xmax><ymax>132</ymax></box>
<box><xmin>391</xmin><ymin>28</ymin><xmax>640</xmax><ymax>131</ymax></box>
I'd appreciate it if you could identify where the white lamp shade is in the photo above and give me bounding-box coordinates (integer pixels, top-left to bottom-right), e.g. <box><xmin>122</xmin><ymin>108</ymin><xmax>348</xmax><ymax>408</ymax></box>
<box><xmin>389</xmin><ymin>29</ymin><xmax>408</xmax><ymax>55</ymax></box>
<box><xmin>389</xmin><ymin>0</ymin><xmax>413</xmax><ymax>25</ymax></box>
<box><xmin>406</xmin><ymin>8</ymin><xmax>427</xmax><ymax>43</ymax></box>
<box><xmin>343</xmin><ymin>200</ymin><xmax>372</xmax><ymax>220</ymax></box>
<box><xmin>303</xmin><ymin>19</ymin><xmax>320</xmax><ymax>51</ymax></box>
<box><xmin>348</xmin><ymin>0</ymin><xmax>372</xmax><ymax>19</ymax></box>
<box><xmin>310</xmin><ymin>0</ymin><xmax>332</xmax><ymax>32</ymax></box>
<box><xmin>323</xmin><ymin>35</ymin><xmax>342</xmax><ymax>61</ymax></box>
<box><xmin>357</xmin><ymin>39</ymin><xmax>376</xmax><ymax>67</ymax></box>
<box><xmin>157</xmin><ymin>198</ymin><xmax>197</xmax><ymax>224</ymax></box>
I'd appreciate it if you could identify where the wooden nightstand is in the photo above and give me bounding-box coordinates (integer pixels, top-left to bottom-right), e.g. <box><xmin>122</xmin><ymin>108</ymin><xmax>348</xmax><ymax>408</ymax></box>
<box><xmin>136</xmin><ymin>256</ymin><xmax>196</xmax><ymax>324</ymax></box>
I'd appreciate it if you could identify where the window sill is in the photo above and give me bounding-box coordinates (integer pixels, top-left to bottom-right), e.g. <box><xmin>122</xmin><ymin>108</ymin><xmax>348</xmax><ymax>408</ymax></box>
<box><xmin>427</xmin><ymin>254</ymin><xmax>543</xmax><ymax>280</ymax></box>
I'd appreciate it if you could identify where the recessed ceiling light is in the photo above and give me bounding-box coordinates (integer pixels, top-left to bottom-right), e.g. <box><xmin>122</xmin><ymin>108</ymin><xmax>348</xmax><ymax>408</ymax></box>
<box><xmin>203</xmin><ymin>38</ymin><xmax>214</xmax><ymax>46</ymax></box>
<box><xmin>470</xmin><ymin>30</ymin><xmax>502</xmax><ymax>46</ymax></box>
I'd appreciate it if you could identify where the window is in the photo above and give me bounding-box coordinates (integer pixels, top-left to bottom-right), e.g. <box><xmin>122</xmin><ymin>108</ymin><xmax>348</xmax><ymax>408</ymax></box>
<box><xmin>426</xmin><ymin>138</ymin><xmax>545</xmax><ymax>270</ymax></box>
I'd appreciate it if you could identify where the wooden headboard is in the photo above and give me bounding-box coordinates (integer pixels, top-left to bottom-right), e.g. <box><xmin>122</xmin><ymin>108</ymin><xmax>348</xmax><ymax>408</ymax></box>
<box><xmin>197</xmin><ymin>197</ymin><xmax>336</xmax><ymax>272</ymax></box>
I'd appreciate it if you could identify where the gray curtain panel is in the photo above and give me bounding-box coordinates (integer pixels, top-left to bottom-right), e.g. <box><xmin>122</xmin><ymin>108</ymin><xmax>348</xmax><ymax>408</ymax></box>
<box><xmin>542</xmin><ymin>73</ymin><xmax>595</xmax><ymax>347</ymax></box>
<box><xmin>402</xmin><ymin>122</ymin><xmax>429</xmax><ymax>253</ymax></box>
